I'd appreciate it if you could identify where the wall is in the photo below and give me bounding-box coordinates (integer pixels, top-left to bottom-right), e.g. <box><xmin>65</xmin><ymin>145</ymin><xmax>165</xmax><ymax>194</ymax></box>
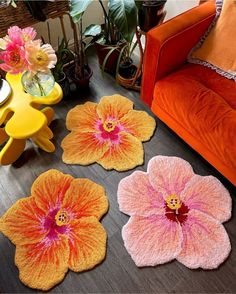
<box><xmin>33</xmin><ymin>0</ymin><xmax>199</xmax><ymax>48</ymax></box>
<box><xmin>165</xmin><ymin>0</ymin><xmax>199</xmax><ymax>20</ymax></box>
<box><xmin>33</xmin><ymin>1</ymin><xmax>105</xmax><ymax>47</ymax></box>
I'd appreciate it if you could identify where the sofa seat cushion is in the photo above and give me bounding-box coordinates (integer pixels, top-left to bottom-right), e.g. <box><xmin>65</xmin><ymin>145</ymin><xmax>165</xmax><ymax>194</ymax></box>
<box><xmin>153</xmin><ymin>63</ymin><xmax>236</xmax><ymax>169</ymax></box>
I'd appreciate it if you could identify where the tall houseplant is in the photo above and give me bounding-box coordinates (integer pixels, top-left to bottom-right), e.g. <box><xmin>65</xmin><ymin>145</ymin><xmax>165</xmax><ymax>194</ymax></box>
<box><xmin>69</xmin><ymin>0</ymin><xmax>94</xmax><ymax>89</ymax></box>
<box><xmin>71</xmin><ymin>0</ymin><xmax>138</xmax><ymax>74</ymax></box>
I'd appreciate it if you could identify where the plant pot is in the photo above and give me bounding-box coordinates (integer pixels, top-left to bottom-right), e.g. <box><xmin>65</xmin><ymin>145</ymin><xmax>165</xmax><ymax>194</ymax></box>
<box><xmin>139</xmin><ymin>1</ymin><xmax>167</xmax><ymax>32</ymax></box>
<box><xmin>119</xmin><ymin>59</ymin><xmax>136</xmax><ymax>79</ymax></box>
<box><xmin>117</xmin><ymin>64</ymin><xmax>141</xmax><ymax>91</ymax></box>
<box><xmin>94</xmin><ymin>41</ymin><xmax>125</xmax><ymax>74</ymax></box>
<box><xmin>68</xmin><ymin>64</ymin><xmax>93</xmax><ymax>90</ymax></box>
<box><xmin>57</xmin><ymin>72</ymin><xmax>70</xmax><ymax>98</ymax></box>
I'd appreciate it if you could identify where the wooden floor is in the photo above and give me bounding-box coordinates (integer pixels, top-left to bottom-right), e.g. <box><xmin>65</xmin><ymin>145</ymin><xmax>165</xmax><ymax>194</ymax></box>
<box><xmin>0</xmin><ymin>54</ymin><xmax>235</xmax><ymax>293</ymax></box>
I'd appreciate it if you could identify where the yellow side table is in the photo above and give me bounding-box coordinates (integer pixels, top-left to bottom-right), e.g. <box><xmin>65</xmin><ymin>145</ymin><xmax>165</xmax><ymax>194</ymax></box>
<box><xmin>0</xmin><ymin>73</ymin><xmax>63</xmax><ymax>165</ymax></box>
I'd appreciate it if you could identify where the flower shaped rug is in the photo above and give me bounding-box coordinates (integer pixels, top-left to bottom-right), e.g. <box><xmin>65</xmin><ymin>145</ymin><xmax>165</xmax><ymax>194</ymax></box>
<box><xmin>118</xmin><ymin>156</ymin><xmax>232</xmax><ymax>269</ymax></box>
<box><xmin>61</xmin><ymin>94</ymin><xmax>156</xmax><ymax>171</ymax></box>
<box><xmin>0</xmin><ymin>170</ymin><xmax>108</xmax><ymax>290</ymax></box>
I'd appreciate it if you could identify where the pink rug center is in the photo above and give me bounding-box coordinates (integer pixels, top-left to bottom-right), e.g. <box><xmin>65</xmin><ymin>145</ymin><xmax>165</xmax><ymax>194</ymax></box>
<box><xmin>43</xmin><ymin>208</ymin><xmax>69</xmax><ymax>240</ymax></box>
<box><xmin>97</xmin><ymin>119</ymin><xmax>121</xmax><ymax>142</ymax></box>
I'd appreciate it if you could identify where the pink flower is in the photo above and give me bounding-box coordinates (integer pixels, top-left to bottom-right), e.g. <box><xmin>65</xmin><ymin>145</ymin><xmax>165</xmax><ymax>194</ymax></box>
<box><xmin>118</xmin><ymin>156</ymin><xmax>232</xmax><ymax>269</ymax></box>
<box><xmin>7</xmin><ymin>26</ymin><xmax>24</xmax><ymax>45</ymax></box>
<box><xmin>21</xmin><ymin>27</ymin><xmax>37</xmax><ymax>42</ymax></box>
<box><xmin>25</xmin><ymin>40</ymin><xmax>57</xmax><ymax>73</ymax></box>
<box><xmin>0</xmin><ymin>42</ymin><xmax>27</xmax><ymax>74</ymax></box>
<box><xmin>7</xmin><ymin>26</ymin><xmax>36</xmax><ymax>45</ymax></box>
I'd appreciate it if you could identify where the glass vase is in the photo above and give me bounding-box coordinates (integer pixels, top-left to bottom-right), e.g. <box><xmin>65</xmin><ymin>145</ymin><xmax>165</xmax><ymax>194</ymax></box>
<box><xmin>21</xmin><ymin>71</ymin><xmax>55</xmax><ymax>97</ymax></box>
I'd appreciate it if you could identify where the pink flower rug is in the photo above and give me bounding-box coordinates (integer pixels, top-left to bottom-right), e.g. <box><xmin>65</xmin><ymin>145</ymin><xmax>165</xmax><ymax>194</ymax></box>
<box><xmin>118</xmin><ymin>156</ymin><xmax>232</xmax><ymax>269</ymax></box>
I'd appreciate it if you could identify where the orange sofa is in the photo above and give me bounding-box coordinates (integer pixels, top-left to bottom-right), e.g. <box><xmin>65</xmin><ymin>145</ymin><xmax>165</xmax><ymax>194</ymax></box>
<box><xmin>141</xmin><ymin>2</ymin><xmax>236</xmax><ymax>186</ymax></box>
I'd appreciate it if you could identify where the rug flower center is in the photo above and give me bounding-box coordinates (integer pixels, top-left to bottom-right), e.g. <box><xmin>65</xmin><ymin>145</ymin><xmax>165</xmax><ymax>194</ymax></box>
<box><xmin>166</xmin><ymin>194</ymin><xmax>182</xmax><ymax>210</ymax></box>
<box><xmin>165</xmin><ymin>194</ymin><xmax>189</xmax><ymax>224</ymax></box>
<box><xmin>55</xmin><ymin>210</ymin><xmax>70</xmax><ymax>226</ymax></box>
<box><xmin>103</xmin><ymin>120</ymin><xmax>116</xmax><ymax>132</ymax></box>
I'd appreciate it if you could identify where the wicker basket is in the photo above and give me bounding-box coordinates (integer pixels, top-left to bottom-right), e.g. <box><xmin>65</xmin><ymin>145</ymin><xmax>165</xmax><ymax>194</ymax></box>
<box><xmin>0</xmin><ymin>1</ymin><xmax>69</xmax><ymax>36</ymax></box>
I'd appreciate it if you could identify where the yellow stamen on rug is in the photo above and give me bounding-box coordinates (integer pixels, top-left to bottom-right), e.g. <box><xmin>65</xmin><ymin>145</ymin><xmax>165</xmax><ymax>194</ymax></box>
<box><xmin>55</xmin><ymin>210</ymin><xmax>70</xmax><ymax>226</ymax></box>
<box><xmin>103</xmin><ymin>120</ymin><xmax>116</xmax><ymax>132</ymax></box>
<box><xmin>166</xmin><ymin>194</ymin><xmax>182</xmax><ymax>210</ymax></box>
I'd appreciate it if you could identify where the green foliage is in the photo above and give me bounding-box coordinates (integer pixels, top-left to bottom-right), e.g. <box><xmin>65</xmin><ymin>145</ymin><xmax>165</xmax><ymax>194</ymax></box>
<box><xmin>53</xmin><ymin>38</ymin><xmax>72</xmax><ymax>82</ymax></box>
<box><xmin>83</xmin><ymin>24</ymin><xmax>102</xmax><ymax>37</ymax></box>
<box><xmin>109</xmin><ymin>0</ymin><xmax>138</xmax><ymax>43</ymax></box>
<box><xmin>69</xmin><ymin>0</ymin><xmax>93</xmax><ymax>23</ymax></box>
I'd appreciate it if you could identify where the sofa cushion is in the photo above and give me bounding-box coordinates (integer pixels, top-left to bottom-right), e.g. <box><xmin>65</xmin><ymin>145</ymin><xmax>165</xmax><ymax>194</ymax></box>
<box><xmin>189</xmin><ymin>0</ymin><xmax>236</xmax><ymax>81</ymax></box>
<box><xmin>153</xmin><ymin>63</ymin><xmax>236</xmax><ymax>169</ymax></box>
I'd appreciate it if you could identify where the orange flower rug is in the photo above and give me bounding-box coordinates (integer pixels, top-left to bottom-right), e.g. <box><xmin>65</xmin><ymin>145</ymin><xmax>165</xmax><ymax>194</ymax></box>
<box><xmin>61</xmin><ymin>94</ymin><xmax>156</xmax><ymax>171</ymax></box>
<box><xmin>0</xmin><ymin>170</ymin><xmax>108</xmax><ymax>291</ymax></box>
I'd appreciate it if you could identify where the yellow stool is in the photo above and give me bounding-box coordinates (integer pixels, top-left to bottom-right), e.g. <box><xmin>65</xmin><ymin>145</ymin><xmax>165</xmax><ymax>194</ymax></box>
<box><xmin>0</xmin><ymin>73</ymin><xmax>63</xmax><ymax>165</ymax></box>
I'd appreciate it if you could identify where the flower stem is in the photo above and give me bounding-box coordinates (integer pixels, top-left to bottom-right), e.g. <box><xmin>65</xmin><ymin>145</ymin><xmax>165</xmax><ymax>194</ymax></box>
<box><xmin>33</xmin><ymin>73</ymin><xmax>46</xmax><ymax>96</ymax></box>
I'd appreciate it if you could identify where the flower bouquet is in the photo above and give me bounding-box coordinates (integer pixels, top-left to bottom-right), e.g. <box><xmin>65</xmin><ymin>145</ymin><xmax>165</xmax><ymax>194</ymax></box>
<box><xmin>0</xmin><ymin>26</ymin><xmax>57</xmax><ymax>96</ymax></box>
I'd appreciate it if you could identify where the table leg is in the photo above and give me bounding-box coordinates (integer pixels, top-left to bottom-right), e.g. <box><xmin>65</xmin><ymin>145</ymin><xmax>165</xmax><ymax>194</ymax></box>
<box><xmin>32</xmin><ymin>125</ymin><xmax>55</xmax><ymax>153</ymax></box>
<box><xmin>41</xmin><ymin>107</ymin><xmax>55</xmax><ymax>125</ymax></box>
<box><xmin>0</xmin><ymin>137</ymin><xmax>26</xmax><ymax>165</ymax></box>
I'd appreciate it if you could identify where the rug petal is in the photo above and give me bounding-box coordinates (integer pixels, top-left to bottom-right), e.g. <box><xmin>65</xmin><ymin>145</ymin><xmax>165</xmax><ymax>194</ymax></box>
<box><xmin>61</xmin><ymin>131</ymin><xmax>109</xmax><ymax>165</ymax></box>
<box><xmin>97</xmin><ymin>132</ymin><xmax>144</xmax><ymax>171</ymax></box>
<box><xmin>120</xmin><ymin>110</ymin><xmax>156</xmax><ymax>141</ymax></box>
<box><xmin>66</xmin><ymin>102</ymin><xmax>99</xmax><ymax>132</ymax></box>
<box><xmin>97</xmin><ymin>94</ymin><xmax>133</xmax><ymax>121</ymax></box>
<box><xmin>68</xmin><ymin>217</ymin><xmax>107</xmax><ymax>272</ymax></box>
<box><xmin>15</xmin><ymin>236</ymin><xmax>70</xmax><ymax>291</ymax></box>
<box><xmin>177</xmin><ymin>209</ymin><xmax>231</xmax><ymax>269</ymax></box>
<box><xmin>122</xmin><ymin>215</ymin><xmax>182</xmax><ymax>266</ymax></box>
<box><xmin>0</xmin><ymin>197</ymin><xmax>46</xmax><ymax>245</ymax></box>
<box><xmin>148</xmin><ymin>156</ymin><xmax>195</xmax><ymax>198</ymax></box>
<box><xmin>31</xmin><ymin>169</ymin><xmax>73</xmax><ymax>213</ymax></box>
<box><xmin>180</xmin><ymin>175</ymin><xmax>232</xmax><ymax>223</ymax></box>
<box><xmin>62</xmin><ymin>178</ymin><xmax>108</xmax><ymax>220</ymax></box>
<box><xmin>118</xmin><ymin>171</ymin><xmax>165</xmax><ymax>217</ymax></box>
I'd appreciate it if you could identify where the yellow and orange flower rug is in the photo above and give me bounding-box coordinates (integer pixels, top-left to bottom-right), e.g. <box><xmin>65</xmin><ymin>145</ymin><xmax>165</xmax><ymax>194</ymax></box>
<box><xmin>61</xmin><ymin>95</ymin><xmax>156</xmax><ymax>171</ymax></box>
<box><xmin>0</xmin><ymin>170</ymin><xmax>108</xmax><ymax>291</ymax></box>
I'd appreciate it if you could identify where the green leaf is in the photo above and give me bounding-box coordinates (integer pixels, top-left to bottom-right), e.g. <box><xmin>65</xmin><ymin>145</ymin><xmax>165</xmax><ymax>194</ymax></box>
<box><xmin>109</xmin><ymin>0</ymin><xmax>138</xmax><ymax>43</ymax></box>
<box><xmin>84</xmin><ymin>24</ymin><xmax>102</xmax><ymax>37</ymax></box>
<box><xmin>135</xmin><ymin>0</ymin><xmax>143</xmax><ymax>9</ymax></box>
<box><xmin>101</xmin><ymin>46</ymin><xmax>119</xmax><ymax>76</ymax></box>
<box><xmin>69</xmin><ymin>0</ymin><xmax>93</xmax><ymax>23</ymax></box>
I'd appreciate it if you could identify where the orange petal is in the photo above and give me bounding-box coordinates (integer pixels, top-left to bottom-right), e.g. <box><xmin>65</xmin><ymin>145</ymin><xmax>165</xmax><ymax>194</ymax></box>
<box><xmin>31</xmin><ymin>169</ymin><xmax>73</xmax><ymax>213</ymax></box>
<box><xmin>15</xmin><ymin>236</ymin><xmax>69</xmax><ymax>290</ymax></box>
<box><xmin>61</xmin><ymin>131</ymin><xmax>109</xmax><ymax>165</ymax></box>
<box><xmin>68</xmin><ymin>217</ymin><xmax>107</xmax><ymax>272</ymax></box>
<box><xmin>120</xmin><ymin>110</ymin><xmax>156</xmax><ymax>141</ymax></box>
<box><xmin>62</xmin><ymin>178</ymin><xmax>108</xmax><ymax>220</ymax></box>
<box><xmin>66</xmin><ymin>102</ymin><xmax>99</xmax><ymax>131</ymax></box>
<box><xmin>0</xmin><ymin>197</ymin><xmax>46</xmax><ymax>245</ymax></box>
<box><xmin>97</xmin><ymin>132</ymin><xmax>144</xmax><ymax>171</ymax></box>
<box><xmin>97</xmin><ymin>95</ymin><xmax>133</xmax><ymax>121</ymax></box>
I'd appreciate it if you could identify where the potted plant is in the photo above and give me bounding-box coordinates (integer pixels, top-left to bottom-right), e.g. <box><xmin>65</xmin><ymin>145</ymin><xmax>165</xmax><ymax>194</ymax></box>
<box><xmin>138</xmin><ymin>0</ymin><xmax>167</xmax><ymax>32</ymax></box>
<box><xmin>71</xmin><ymin>0</ymin><xmax>137</xmax><ymax>74</ymax></box>
<box><xmin>68</xmin><ymin>0</ymin><xmax>94</xmax><ymax>89</ymax></box>
<box><xmin>53</xmin><ymin>38</ymin><xmax>72</xmax><ymax>97</ymax></box>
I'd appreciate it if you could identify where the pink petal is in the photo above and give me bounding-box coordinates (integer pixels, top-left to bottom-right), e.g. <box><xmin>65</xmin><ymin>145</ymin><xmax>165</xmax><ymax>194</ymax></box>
<box><xmin>177</xmin><ymin>209</ymin><xmax>231</xmax><ymax>269</ymax></box>
<box><xmin>180</xmin><ymin>175</ymin><xmax>232</xmax><ymax>223</ymax></box>
<box><xmin>148</xmin><ymin>156</ymin><xmax>194</xmax><ymax>199</ymax></box>
<box><xmin>118</xmin><ymin>171</ymin><xmax>165</xmax><ymax>217</ymax></box>
<box><xmin>122</xmin><ymin>215</ymin><xmax>183</xmax><ymax>266</ymax></box>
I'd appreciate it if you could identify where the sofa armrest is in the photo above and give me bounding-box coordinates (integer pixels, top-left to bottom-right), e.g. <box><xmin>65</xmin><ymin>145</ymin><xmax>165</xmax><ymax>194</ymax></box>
<box><xmin>141</xmin><ymin>2</ymin><xmax>216</xmax><ymax>106</ymax></box>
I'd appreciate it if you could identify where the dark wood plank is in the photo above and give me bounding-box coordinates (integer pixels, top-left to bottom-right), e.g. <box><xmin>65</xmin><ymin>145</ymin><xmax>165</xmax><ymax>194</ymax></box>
<box><xmin>0</xmin><ymin>51</ymin><xmax>235</xmax><ymax>293</ymax></box>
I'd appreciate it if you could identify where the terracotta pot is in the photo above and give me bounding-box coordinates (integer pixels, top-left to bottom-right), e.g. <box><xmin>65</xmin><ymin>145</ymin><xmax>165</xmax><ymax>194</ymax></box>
<box><xmin>68</xmin><ymin>65</ymin><xmax>93</xmax><ymax>90</ymax></box>
<box><xmin>139</xmin><ymin>1</ymin><xmax>167</xmax><ymax>32</ymax></box>
<box><xmin>94</xmin><ymin>41</ymin><xmax>125</xmax><ymax>74</ymax></box>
